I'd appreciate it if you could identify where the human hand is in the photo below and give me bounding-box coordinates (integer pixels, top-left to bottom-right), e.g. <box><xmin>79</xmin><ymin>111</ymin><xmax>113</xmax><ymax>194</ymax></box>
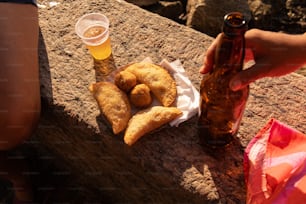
<box><xmin>199</xmin><ymin>29</ymin><xmax>306</xmax><ymax>91</ymax></box>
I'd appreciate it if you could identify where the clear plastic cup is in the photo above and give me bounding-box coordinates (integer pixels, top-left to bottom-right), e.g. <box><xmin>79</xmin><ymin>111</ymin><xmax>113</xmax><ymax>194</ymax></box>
<box><xmin>75</xmin><ymin>13</ymin><xmax>112</xmax><ymax>60</ymax></box>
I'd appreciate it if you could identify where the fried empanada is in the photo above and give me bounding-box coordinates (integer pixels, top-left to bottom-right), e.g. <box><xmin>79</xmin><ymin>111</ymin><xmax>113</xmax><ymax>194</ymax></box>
<box><xmin>114</xmin><ymin>70</ymin><xmax>137</xmax><ymax>92</ymax></box>
<box><xmin>129</xmin><ymin>84</ymin><xmax>152</xmax><ymax>108</ymax></box>
<box><xmin>124</xmin><ymin>106</ymin><xmax>182</xmax><ymax>146</ymax></box>
<box><xmin>89</xmin><ymin>81</ymin><xmax>131</xmax><ymax>134</ymax></box>
<box><xmin>125</xmin><ymin>62</ymin><xmax>177</xmax><ymax>107</ymax></box>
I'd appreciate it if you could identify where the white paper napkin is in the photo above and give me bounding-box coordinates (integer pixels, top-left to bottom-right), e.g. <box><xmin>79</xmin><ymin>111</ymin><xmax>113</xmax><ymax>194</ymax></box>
<box><xmin>159</xmin><ymin>59</ymin><xmax>200</xmax><ymax>127</ymax></box>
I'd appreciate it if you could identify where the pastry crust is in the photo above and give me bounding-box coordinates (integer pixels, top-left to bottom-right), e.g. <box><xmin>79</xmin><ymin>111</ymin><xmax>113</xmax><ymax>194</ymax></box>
<box><xmin>114</xmin><ymin>70</ymin><xmax>137</xmax><ymax>92</ymax></box>
<box><xmin>125</xmin><ymin>62</ymin><xmax>177</xmax><ymax>107</ymax></box>
<box><xmin>89</xmin><ymin>81</ymin><xmax>131</xmax><ymax>134</ymax></box>
<box><xmin>124</xmin><ymin>106</ymin><xmax>182</xmax><ymax>146</ymax></box>
<box><xmin>129</xmin><ymin>84</ymin><xmax>152</xmax><ymax>108</ymax></box>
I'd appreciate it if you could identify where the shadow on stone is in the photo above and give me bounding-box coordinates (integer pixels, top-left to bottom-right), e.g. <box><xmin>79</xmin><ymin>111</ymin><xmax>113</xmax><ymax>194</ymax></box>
<box><xmin>93</xmin><ymin>54</ymin><xmax>117</xmax><ymax>82</ymax></box>
<box><xmin>193</xmin><ymin>134</ymin><xmax>246</xmax><ymax>202</ymax></box>
<box><xmin>38</xmin><ymin>28</ymin><xmax>53</xmax><ymax>104</ymax></box>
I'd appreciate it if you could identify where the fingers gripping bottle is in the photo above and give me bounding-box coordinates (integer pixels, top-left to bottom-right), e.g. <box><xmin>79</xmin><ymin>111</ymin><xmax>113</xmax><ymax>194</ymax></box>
<box><xmin>198</xmin><ymin>12</ymin><xmax>249</xmax><ymax>147</ymax></box>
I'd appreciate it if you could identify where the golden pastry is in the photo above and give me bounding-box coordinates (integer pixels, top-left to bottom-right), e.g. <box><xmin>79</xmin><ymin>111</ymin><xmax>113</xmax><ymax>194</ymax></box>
<box><xmin>114</xmin><ymin>70</ymin><xmax>137</xmax><ymax>92</ymax></box>
<box><xmin>129</xmin><ymin>84</ymin><xmax>152</xmax><ymax>108</ymax></box>
<box><xmin>89</xmin><ymin>81</ymin><xmax>131</xmax><ymax>134</ymax></box>
<box><xmin>124</xmin><ymin>106</ymin><xmax>182</xmax><ymax>146</ymax></box>
<box><xmin>125</xmin><ymin>62</ymin><xmax>177</xmax><ymax>107</ymax></box>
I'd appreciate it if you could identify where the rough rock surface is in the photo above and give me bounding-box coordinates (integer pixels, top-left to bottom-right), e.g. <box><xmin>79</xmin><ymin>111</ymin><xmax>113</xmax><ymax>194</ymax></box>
<box><xmin>29</xmin><ymin>0</ymin><xmax>306</xmax><ymax>202</ymax></box>
<box><xmin>185</xmin><ymin>0</ymin><xmax>251</xmax><ymax>37</ymax></box>
<box><xmin>248</xmin><ymin>0</ymin><xmax>306</xmax><ymax>33</ymax></box>
<box><xmin>133</xmin><ymin>0</ymin><xmax>306</xmax><ymax>36</ymax></box>
<box><xmin>126</xmin><ymin>0</ymin><xmax>159</xmax><ymax>6</ymax></box>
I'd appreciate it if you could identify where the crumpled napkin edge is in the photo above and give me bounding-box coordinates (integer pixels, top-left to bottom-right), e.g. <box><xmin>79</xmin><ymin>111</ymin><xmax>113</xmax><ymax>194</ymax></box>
<box><xmin>159</xmin><ymin>59</ymin><xmax>200</xmax><ymax>127</ymax></box>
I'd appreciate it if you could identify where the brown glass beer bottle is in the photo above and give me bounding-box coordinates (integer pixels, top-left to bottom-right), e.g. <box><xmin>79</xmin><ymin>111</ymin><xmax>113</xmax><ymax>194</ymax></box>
<box><xmin>198</xmin><ymin>12</ymin><xmax>249</xmax><ymax>147</ymax></box>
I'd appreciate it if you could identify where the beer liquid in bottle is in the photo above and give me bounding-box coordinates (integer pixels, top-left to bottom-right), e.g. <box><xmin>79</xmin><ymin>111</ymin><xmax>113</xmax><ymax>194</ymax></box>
<box><xmin>198</xmin><ymin>12</ymin><xmax>249</xmax><ymax>147</ymax></box>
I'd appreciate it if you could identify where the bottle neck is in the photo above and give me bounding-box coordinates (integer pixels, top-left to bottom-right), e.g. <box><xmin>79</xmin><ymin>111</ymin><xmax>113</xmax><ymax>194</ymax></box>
<box><xmin>214</xmin><ymin>33</ymin><xmax>245</xmax><ymax>72</ymax></box>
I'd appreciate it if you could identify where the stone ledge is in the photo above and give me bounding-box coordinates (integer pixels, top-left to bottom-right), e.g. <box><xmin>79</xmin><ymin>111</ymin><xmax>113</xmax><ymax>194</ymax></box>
<box><xmin>34</xmin><ymin>0</ymin><xmax>306</xmax><ymax>202</ymax></box>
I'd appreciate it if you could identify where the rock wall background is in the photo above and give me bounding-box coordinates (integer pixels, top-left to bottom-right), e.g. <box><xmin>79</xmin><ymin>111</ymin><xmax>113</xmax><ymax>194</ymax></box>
<box><xmin>126</xmin><ymin>0</ymin><xmax>306</xmax><ymax>75</ymax></box>
<box><xmin>126</xmin><ymin>0</ymin><xmax>306</xmax><ymax>36</ymax></box>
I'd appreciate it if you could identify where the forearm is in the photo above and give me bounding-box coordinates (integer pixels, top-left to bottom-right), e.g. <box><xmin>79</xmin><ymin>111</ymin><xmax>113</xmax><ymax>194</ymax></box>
<box><xmin>0</xmin><ymin>3</ymin><xmax>40</xmax><ymax>150</ymax></box>
<box><xmin>280</xmin><ymin>32</ymin><xmax>306</xmax><ymax>67</ymax></box>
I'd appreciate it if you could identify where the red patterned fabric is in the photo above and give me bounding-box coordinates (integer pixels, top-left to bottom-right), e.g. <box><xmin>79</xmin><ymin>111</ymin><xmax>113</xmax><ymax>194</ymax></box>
<box><xmin>244</xmin><ymin>118</ymin><xmax>306</xmax><ymax>203</ymax></box>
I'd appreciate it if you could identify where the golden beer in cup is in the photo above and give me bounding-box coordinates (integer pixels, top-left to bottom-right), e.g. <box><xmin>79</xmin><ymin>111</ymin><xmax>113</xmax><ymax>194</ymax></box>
<box><xmin>75</xmin><ymin>13</ymin><xmax>112</xmax><ymax>60</ymax></box>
